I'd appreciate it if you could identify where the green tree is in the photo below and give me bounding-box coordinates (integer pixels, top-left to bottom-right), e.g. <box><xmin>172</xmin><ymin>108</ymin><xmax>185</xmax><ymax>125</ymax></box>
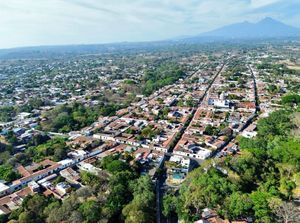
<box><xmin>105</xmin><ymin>171</ymin><xmax>136</xmax><ymax>218</ymax></box>
<box><xmin>26</xmin><ymin>137</ymin><xmax>68</xmax><ymax>162</ymax></box>
<box><xmin>178</xmin><ymin>169</ymin><xmax>238</xmax><ymax>218</ymax></box>
<box><xmin>162</xmin><ymin>194</ymin><xmax>178</xmax><ymax>217</ymax></box>
<box><xmin>257</xmin><ymin>110</ymin><xmax>293</xmax><ymax>138</ymax></box>
<box><xmin>250</xmin><ymin>191</ymin><xmax>273</xmax><ymax>223</ymax></box>
<box><xmin>223</xmin><ymin>192</ymin><xmax>253</xmax><ymax>219</ymax></box>
<box><xmin>18</xmin><ymin>211</ymin><xmax>36</xmax><ymax>223</ymax></box>
<box><xmin>282</xmin><ymin>94</ymin><xmax>300</xmax><ymax>106</ymax></box>
<box><xmin>122</xmin><ymin>176</ymin><xmax>155</xmax><ymax>223</ymax></box>
<box><xmin>79</xmin><ymin>200</ymin><xmax>101</xmax><ymax>223</ymax></box>
<box><xmin>99</xmin><ymin>155</ymin><xmax>119</xmax><ymax>169</ymax></box>
<box><xmin>0</xmin><ymin>165</ymin><xmax>20</xmax><ymax>182</ymax></box>
<box><xmin>22</xmin><ymin>194</ymin><xmax>50</xmax><ymax>219</ymax></box>
<box><xmin>204</xmin><ymin>124</ymin><xmax>219</xmax><ymax>136</ymax></box>
<box><xmin>80</xmin><ymin>171</ymin><xmax>101</xmax><ymax>188</ymax></box>
<box><xmin>106</xmin><ymin>160</ymin><xmax>130</xmax><ymax>173</ymax></box>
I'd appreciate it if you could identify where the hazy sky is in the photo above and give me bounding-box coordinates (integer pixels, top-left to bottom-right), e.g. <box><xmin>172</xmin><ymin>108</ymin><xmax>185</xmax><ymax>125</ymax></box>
<box><xmin>0</xmin><ymin>0</ymin><xmax>300</xmax><ymax>49</ymax></box>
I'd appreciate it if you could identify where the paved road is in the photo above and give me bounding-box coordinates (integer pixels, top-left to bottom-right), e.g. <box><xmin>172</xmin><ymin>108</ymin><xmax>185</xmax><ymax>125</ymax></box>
<box><xmin>155</xmin><ymin>59</ymin><xmax>261</xmax><ymax>223</ymax></box>
<box><xmin>248</xmin><ymin>64</ymin><xmax>261</xmax><ymax>112</ymax></box>
<box><xmin>155</xmin><ymin>61</ymin><xmax>227</xmax><ymax>223</ymax></box>
<box><xmin>209</xmin><ymin>63</ymin><xmax>261</xmax><ymax>159</ymax></box>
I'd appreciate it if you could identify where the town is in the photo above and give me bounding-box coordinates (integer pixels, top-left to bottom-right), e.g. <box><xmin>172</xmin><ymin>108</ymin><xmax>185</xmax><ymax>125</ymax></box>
<box><xmin>0</xmin><ymin>40</ymin><xmax>300</xmax><ymax>223</ymax></box>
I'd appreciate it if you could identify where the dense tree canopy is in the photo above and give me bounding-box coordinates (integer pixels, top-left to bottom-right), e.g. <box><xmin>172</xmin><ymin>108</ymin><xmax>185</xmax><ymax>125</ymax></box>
<box><xmin>281</xmin><ymin>94</ymin><xmax>300</xmax><ymax>106</ymax></box>
<box><xmin>41</xmin><ymin>102</ymin><xmax>123</xmax><ymax>133</ymax></box>
<box><xmin>122</xmin><ymin>176</ymin><xmax>155</xmax><ymax>223</ymax></box>
<box><xmin>0</xmin><ymin>106</ymin><xmax>15</xmax><ymax>122</ymax></box>
<box><xmin>0</xmin><ymin>164</ymin><xmax>20</xmax><ymax>182</ymax></box>
<box><xmin>164</xmin><ymin>106</ymin><xmax>300</xmax><ymax>222</ymax></box>
<box><xmin>142</xmin><ymin>63</ymin><xmax>185</xmax><ymax>96</ymax></box>
<box><xmin>25</xmin><ymin>137</ymin><xmax>68</xmax><ymax>162</ymax></box>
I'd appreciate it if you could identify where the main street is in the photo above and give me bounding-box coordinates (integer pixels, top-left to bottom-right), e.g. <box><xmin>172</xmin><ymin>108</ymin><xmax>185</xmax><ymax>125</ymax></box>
<box><xmin>155</xmin><ymin>56</ymin><xmax>262</xmax><ymax>223</ymax></box>
<box><xmin>155</xmin><ymin>60</ymin><xmax>228</xmax><ymax>223</ymax></box>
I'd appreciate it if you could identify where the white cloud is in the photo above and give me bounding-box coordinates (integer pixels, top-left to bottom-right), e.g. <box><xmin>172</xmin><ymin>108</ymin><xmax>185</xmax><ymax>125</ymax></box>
<box><xmin>250</xmin><ymin>0</ymin><xmax>281</xmax><ymax>8</ymax></box>
<box><xmin>0</xmin><ymin>0</ymin><xmax>298</xmax><ymax>48</ymax></box>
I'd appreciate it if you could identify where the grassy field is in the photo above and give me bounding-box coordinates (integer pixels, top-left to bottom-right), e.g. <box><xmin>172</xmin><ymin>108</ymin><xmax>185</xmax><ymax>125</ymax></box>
<box><xmin>287</xmin><ymin>65</ymin><xmax>300</xmax><ymax>71</ymax></box>
<box><xmin>280</xmin><ymin>59</ymin><xmax>300</xmax><ymax>71</ymax></box>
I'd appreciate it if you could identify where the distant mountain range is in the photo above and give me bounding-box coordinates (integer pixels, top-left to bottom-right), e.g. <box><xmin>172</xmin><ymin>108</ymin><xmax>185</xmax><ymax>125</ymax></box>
<box><xmin>1</xmin><ymin>17</ymin><xmax>300</xmax><ymax>59</ymax></box>
<box><xmin>182</xmin><ymin>17</ymin><xmax>300</xmax><ymax>41</ymax></box>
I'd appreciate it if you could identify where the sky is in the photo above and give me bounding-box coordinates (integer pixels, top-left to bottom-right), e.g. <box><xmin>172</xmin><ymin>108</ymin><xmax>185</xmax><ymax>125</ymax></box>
<box><xmin>0</xmin><ymin>0</ymin><xmax>300</xmax><ymax>49</ymax></box>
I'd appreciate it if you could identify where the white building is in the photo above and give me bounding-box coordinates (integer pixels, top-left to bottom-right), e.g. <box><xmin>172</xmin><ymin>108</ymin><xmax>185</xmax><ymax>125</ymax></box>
<box><xmin>0</xmin><ymin>182</ymin><xmax>10</xmax><ymax>197</ymax></box>
<box><xmin>170</xmin><ymin>155</ymin><xmax>190</xmax><ymax>169</ymax></box>
<box><xmin>77</xmin><ymin>162</ymin><xmax>101</xmax><ymax>174</ymax></box>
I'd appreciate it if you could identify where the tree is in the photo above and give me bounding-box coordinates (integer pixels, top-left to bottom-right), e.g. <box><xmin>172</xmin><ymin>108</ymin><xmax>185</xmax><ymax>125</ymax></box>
<box><xmin>267</xmin><ymin>84</ymin><xmax>279</xmax><ymax>94</ymax></box>
<box><xmin>204</xmin><ymin>124</ymin><xmax>219</xmax><ymax>136</ymax></box>
<box><xmin>250</xmin><ymin>191</ymin><xmax>273</xmax><ymax>223</ymax></box>
<box><xmin>106</xmin><ymin>160</ymin><xmax>130</xmax><ymax>173</ymax></box>
<box><xmin>140</xmin><ymin>125</ymin><xmax>159</xmax><ymax>139</ymax></box>
<box><xmin>0</xmin><ymin>106</ymin><xmax>15</xmax><ymax>122</ymax></box>
<box><xmin>141</xmin><ymin>63</ymin><xmax>185</xmax><ymax>96</ymax></box>
<box><xmin>22</xmin><ymin>194</ymin><xmax>50</xmax><ymax>220</ymax></box>
<box><xmin>281</xmin><ymin>94</ymin><xmax>300</xmax><ymax>106</ymax></box>
<box><xmin>122</xmin><ymin>176</ymin><xmax>155</xmax><ymax>223</ymax></box>
<box><xmin>0</xmin><ymin>215</ymin><xmax>7</xmax><ymax>223</ymax></box>
<box><xmin>0</xmin><ymin>142</ymin><xmax>7</xmax><ymax>153</ymax></box>
<box><xmin>6</xmin><ymin>131</ymin><xmax>18</xmax><ymax>145</ymax></box>
<box><xmin>18</xmin><ymin>211</ymin><xmax>36</xmax><ymax>223</ymax></box>
<box><xmin>270</xmin><ymin>200</ymin><xmax>300</xmax><ymax>223</ymax></box>
<box><xmin>79</xmin><ymin>200</ymin><xmax>101</xmax><ymax>223</ymax></box>
<box><xmin>177</xmin><ymin>169</ymin><xmax>238</xmax><ymax>218</ymax></box>
<box><xmin>47</xmin><ymin>196</ymin><xmax>79</xmax><ymax>223</ymax></box>
<box><xmin>268</xmin><ymin>138</ymin><xmax>300</xmax><ymax>168</ymax></box>
<box><xmin>257</xmin><ymin>110</ymin><xmax>293</xmax><ymax>138</ymax></box>
<box><xmin>68</xmin><ymin>211</ymin><xmax>83</xmax><ymax>223</ymax></box>
<box><xmin>0</xmin><ymin>165</ymin><xmax>20</xmax><ymax>182</ymax></box>
<box><xmin>229</xmin><ymin>151</ymin><xmax>260</xmax><ymax>189</ymax></box>
<box><xmin>43</xmin><ymin>201</ymin><xmax>61</xmax><ymax>218</ymax></box>
<box><xmin>122</xmin><ymin>198</ymin><xmax>153</xmax><ymax>223</ymax></box>
<box><xmin>105</xmin><ymin>171</ymin><xmax>136</xmax><ymax>217</ymax></box>
<box><xmin>28</xmin><ymin>134</ymin><xmax>50</xmax><ymax>146</ymax></box>
<box><xmin>26</xmin><ymin>137</ymin><xmax>68</xmax><ymax>162</ymax></box>
<box><xmin>162</xmin><ymin>194</ymin><xmax>177</xmax><ymax>217</ymax></box>
<box><xmin>107</xmin><ymin>183</ymin><xmax>129</xmax><ymax>217</ymax></box>
<box><xmin>223</xmin><ymin>192</ymin><xmax>253</xmax><ymax>220</ymax></box>
<box><xmin>279</xmin><ymin>177</ymin><xmax>296</xmax><ymax>200</ymax></box>
<box><xmin>14</xmin><ymin>153</ymin><xmax>31</xmax><ymax>166</ymax></box>
<box><xmin>80</xmin><ymin>171</ymin><xmax>101</xmax><ymax>188</ymax></box>
<box><xmin>41</xmin><ymin>102</ymin><xmax>104</xmax><ymax>133</ymax></box>
<box><xmin>100</xmin><ymin>155</ymin><xmax>119</xmax><ymax>169</ymax></box>
<box><xmin>53</xmin><ymin>146</ymin><xmax>67</xmax><ymax>161</ymax></box>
